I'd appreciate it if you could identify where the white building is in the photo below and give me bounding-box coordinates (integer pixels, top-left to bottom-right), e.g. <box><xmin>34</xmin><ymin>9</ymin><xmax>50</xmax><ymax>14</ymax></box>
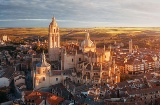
<box><xmin>2</xmin><ymin>35</ymin><xmax>8</xmax><ymax>41</ymax></box>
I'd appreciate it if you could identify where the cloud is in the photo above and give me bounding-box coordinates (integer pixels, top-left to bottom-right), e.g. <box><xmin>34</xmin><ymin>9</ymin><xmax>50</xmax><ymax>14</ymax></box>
<box><xmin>0</xmin><ymin>0</ymin><xmax>160</xmax><ymax>27</ymax></box>
<box><xmin>0</xmin><ymin>19</ymin><xmax>49</xmax><ymax>21</ymax></box>
<box><xmin>0</xmin><ymin>18</ymin><xmax>113</xmax><ymax>24</ymax></box>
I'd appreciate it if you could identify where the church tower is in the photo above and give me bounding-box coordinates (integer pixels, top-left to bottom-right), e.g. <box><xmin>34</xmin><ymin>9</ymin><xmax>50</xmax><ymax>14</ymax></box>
<box><xmin>34</xmin><ymin>51</ymin><xmax>51</xmax><ymax>90</ymax></box>
<box><xmin>129</xmin><ymin>39</ymin><xmax>132</xmax><ymax>53</ymax></box>
<box><xmin>48</xmin><ymin>17</ymin><xmax>60</xmax><ymax>61</ymax></box>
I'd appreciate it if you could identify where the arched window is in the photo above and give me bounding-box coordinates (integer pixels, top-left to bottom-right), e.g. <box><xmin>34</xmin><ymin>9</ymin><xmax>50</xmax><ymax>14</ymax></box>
<box><xmin>43</xmin><ymin>77</ymin><xmax>45</xmax><ymax>81</ymax></box>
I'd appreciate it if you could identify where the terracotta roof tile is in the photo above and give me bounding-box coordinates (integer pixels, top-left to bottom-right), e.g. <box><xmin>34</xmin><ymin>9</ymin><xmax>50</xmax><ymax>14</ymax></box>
<box><xmin>24</xmin><ymin>91</ymin><xmax>64</xmax><ymax>105</ymax></box>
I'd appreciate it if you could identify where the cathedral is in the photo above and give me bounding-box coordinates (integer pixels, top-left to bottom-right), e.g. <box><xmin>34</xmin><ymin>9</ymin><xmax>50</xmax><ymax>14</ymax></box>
<box><xmin>32</xmin><ymin>17</ymin><xmax>120</xmax><ymax>90</ymax></box>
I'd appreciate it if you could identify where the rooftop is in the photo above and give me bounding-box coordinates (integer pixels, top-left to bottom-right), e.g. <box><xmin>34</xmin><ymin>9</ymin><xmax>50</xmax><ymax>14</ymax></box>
<box><xmin>24</xmin><ymin>91</ymin><xmax>64</xmax><ymax>105</ymax></box>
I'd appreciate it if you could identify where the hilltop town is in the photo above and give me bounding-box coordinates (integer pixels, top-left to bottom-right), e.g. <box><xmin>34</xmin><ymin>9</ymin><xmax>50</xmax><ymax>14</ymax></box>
<box><xmin>1</xmin><ymin>17</ymin><xmax>160</xmax><ymax>105</ymax></box>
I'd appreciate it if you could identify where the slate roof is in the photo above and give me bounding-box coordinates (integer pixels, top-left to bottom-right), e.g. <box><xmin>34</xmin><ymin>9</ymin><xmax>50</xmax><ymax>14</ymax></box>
<box><xmin>50</xmin><ymin>83</ymin><xmax>72</xmax><ymax>100</ymax></box>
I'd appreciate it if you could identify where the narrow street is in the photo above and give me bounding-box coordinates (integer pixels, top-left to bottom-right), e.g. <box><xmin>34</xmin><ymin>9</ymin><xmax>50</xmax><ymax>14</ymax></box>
<box><xmin>25</xmin><ymin>71</ymin><xmax>33</xmax><ymax>90</ymax></box>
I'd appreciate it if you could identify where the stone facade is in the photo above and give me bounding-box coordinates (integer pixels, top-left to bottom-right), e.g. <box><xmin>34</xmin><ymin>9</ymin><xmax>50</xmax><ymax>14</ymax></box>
<box><xmin>48</xmin><ymin>17</ymin><xmax>60</xmax><ymax>61</ymax></box>
<box><xmin>33</xmin><ymin>17</ymin><xmax>120</xmax><ymax>90</ymax></box>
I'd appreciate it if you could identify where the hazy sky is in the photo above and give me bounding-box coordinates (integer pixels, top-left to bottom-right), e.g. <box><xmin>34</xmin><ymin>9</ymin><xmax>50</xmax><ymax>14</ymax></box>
<box><xmin>0</xmin><ymin>0</ymin><xmax>160</xmax><ymax>27</ymax></box>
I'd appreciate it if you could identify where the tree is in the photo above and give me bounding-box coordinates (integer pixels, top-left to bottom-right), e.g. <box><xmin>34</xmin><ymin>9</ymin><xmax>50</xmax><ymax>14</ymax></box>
<box><xmin>0</xmin><ymin>87</ymin><xmax>10</xmax><ymax>103</ymax></box>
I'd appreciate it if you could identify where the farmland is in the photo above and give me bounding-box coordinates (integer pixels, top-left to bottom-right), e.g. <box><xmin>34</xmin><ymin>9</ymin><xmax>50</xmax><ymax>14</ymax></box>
<box><xmin>1</xmin><ymin>27</ymin><xmax>160</xmax><ymax>49</ymax></box>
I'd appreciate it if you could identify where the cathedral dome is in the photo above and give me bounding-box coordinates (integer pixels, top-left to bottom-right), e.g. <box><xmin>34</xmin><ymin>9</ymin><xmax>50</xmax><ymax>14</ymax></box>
<box><xmin>81</xmin><ymin>33</ymin><xmax>94</xmax><ymax>47</ymax></box>
<box><xmin>36</xmin><ymin>52</ymin><xmax>50</xmax><ymax>67</ymax></box>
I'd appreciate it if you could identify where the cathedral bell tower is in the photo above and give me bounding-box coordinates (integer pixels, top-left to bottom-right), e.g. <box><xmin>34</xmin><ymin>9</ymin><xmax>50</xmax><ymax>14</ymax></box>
<box><xmin>48</xmin><ymin>17</ymin><xmax>60</xmax><ymax>61</ymax></box>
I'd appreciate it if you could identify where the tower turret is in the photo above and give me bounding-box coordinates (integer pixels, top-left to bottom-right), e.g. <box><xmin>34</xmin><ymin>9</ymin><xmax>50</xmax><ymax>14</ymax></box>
<box><xmin>48</xmin><ymin>17</ymin><xmax>60</xmax><ymax>61</ymax></box>
<box><xmin>129</xmin><ymin>39</ymin><xmax>132</xmax><ymax>53</ymax></box>
<box><xmin>34</xmin><ymin>51</ymin><xmax>51</xmax><ymax>89</ymax></box>
<box><xmin>36</xmin><ymin>51</ymin><xmax>50</xmax><ymax>68</ymax></box>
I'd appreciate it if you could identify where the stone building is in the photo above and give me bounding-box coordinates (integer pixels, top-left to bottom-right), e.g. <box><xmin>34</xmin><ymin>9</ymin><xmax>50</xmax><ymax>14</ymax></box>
<box><xmin>32</xmin><ymin>17</ymin><xmax>120</xmax><ymax>90</ymax></box>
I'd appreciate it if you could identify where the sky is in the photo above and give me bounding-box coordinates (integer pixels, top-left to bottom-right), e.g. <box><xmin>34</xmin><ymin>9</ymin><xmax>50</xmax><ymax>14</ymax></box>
<box><xmin>0</xmin><ymin>0</ymin><xmax>160</xmax><ymax>28</ymax></box>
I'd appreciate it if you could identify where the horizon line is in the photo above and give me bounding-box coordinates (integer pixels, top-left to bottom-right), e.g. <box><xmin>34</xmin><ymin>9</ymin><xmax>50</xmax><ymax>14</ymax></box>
<box><xmin>1</xmin><ymin>26</ymin><xmax>160</xmax><ymax>29</ymax></box>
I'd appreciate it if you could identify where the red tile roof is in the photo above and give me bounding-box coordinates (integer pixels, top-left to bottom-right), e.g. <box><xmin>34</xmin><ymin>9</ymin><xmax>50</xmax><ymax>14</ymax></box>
<box><xmin>24</xmin><ymin>91</ymin><xmax>64</xmax><ymax>105</ymax></box>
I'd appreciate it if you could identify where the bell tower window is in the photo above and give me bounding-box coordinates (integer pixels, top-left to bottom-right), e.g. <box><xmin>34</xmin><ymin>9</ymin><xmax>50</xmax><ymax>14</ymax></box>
<box><xmin>37</xmin><ymin>69</ymin><xmax>40</xmax><ymax>74</ymax></box>
<box><xmin>43</xmin><ymin>77</ymin><xmax>45</xmax><ymax>81</ymax></box>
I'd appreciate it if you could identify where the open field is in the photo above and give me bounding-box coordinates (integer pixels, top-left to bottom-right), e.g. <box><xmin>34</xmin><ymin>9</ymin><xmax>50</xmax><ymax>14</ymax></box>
<box><xmin>1</xmin><ymin>27</ymin><xmax>160</xmax><ymax>38</ymax></box>
<box><xmin>1</xmin><ymin>27</ymin><xmax>160</xmax><ymax>48</ymax></box>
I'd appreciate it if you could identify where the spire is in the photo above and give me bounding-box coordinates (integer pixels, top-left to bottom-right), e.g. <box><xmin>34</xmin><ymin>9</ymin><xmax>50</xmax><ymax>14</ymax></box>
<box><xmin>104</xmin><ymin>45</ymin><xmax>105</xmax><ymax>51</ymax></box>
<box><xmin>37</xmin><ymin>36</ymin><xmax>40</xmax><ymax>46</ymax></box>
<box><xmin>50</xmin><ymin>16</ymin><xmax>57</xmax><ymax>26</ymax></box>
<box><xmin>129</xmin><ymin>39</ymin><xmax>133</xmax><ymax>53</ymax></box>
<box><xmin>48</xmin><ymin>16</ymin><xmax>60</xmax><ymax>61</ymax></box>
<box><xmin>52</xmin><ymin>16</ymin><xmax>56</xmax><ymax>22</ymax></box>
<box><xmin>85</xmin><ymin>32</ymin><xmax>90</xmax><ymax>40</ymax></box>
<box><xmin>36</xmin><ymin>50</ymin><xmax>50</xmax><ymax>68</ymax></box>
<box><xmin>38</xmin><ymin>36</ymin><xmax>40</xmax><ymax>42</ymax></box>
<box><xmin>41</xmin><ymin>51</ymin><xmax>46</xmax><ymax>63</ymax></box>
